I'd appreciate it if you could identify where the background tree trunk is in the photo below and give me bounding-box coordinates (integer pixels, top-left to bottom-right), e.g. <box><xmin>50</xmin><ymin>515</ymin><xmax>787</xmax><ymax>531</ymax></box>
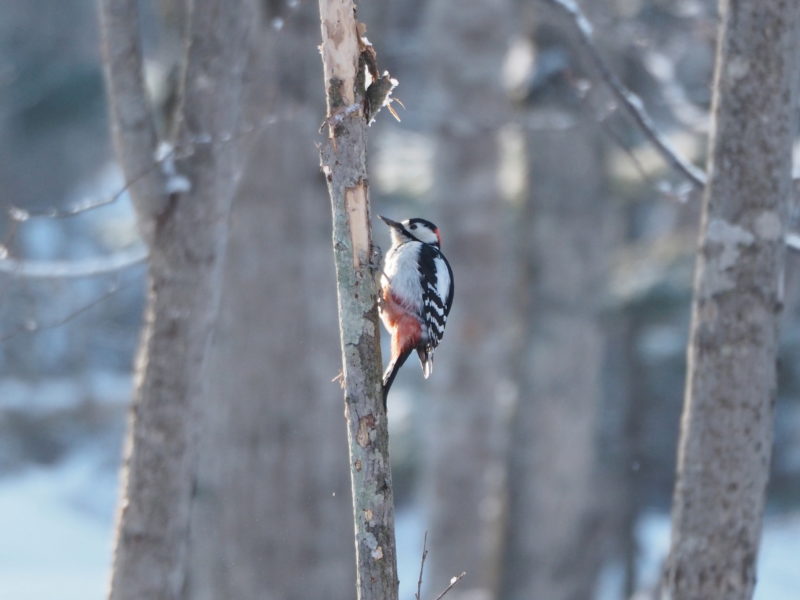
<box><xmin>185</xmin><ymin>3</ymin><xmax>354</xmax><ymax>599</ymax></box>
<box><xmin>318</xmin><ymin>1</ymin><xmax>399</xmax><ymax>598</ymax></box>
<box><xmin>501</xmin><ymin>22</ymin><xmax>614</xmax><ymax>598</ymax></box>
<box><xmin>101</xmin><ymin>0</ymin><xmax>256</xmax><ymax>597</ymax></box>
<box><xmin>421</xmin><ymin>0</ymin><xmax>515</xmax><ymax>596</ymax></box>
<box><xmin>665</xmin><ymin>1</ymin><xmax>799</xmax><ymax>598</ymax></box>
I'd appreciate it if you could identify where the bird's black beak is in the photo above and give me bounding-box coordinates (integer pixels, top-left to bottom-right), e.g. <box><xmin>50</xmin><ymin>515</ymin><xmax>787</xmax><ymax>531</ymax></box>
<box><xmin>379</xmin><ymin>215</ymin><xmax>403</xmax><ymax>231</ymax></box>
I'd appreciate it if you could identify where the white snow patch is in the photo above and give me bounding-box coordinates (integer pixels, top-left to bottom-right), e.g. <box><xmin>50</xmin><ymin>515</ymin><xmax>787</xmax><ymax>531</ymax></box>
<box><xmin>628</xmin><ymin>512</ymin><xmax>800</xmax><ymax>600</ymax></box>
<box><xmin>155</xmin><ymin>142</ymin><xmax>192</xmax><ymax>195</ymax></box>
<box><xmin>164</xmin><ymin>174</ymin><xmax>191</xmax><ymax>195</ymax></box>
<box><xmin>0</xmin><ymin>453</ymin><xmax>116</xmax><ymax>600</ymax></box>
<box><xmin>785</xmin><ymin>232</ymin><xmax>800</xmax><ymax>251</ymax></box>
<box><xmin>8</xmin><ymin>206</ymin><xmax>30</xmax><ymax>222</ymax></box>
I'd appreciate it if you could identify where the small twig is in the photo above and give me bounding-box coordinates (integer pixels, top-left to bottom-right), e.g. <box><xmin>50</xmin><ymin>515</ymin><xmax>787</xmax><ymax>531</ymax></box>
<box><xmin>415</xmin><ymin>531</ymin><xmax>429</xmax><ymax>600</ymax></box>
<box><xmin>431</xmin><ymin>571</ymin><xmax>467</xmax><ymax>600</ymax></box>
<box><xmin>9</xmin><ymin>158</ymin><xmax>167</xmax><ymax>220</ymax></box>
<box><xmin>413</xmin><ymin>530</ymin><xmax>465</xmax><ymax>600</ymax></box>
<box><xmin>319</xmin><ymin>102</ymin><xmax>362</xmax><ymax>134</ymax></box>
<box><xmin>541</xmin><ymin>0</ymin><xmax>707</xmax><ymax>189</ymax></box>
<box><xmin>8</xmin><ymin>111</ymin><xmax>290</xmax><ymax>223</ymax></box>
<box><xmin>0</xmin><ymin>280</ymin><xmax>128</xmax><ymax>342</ymax></box>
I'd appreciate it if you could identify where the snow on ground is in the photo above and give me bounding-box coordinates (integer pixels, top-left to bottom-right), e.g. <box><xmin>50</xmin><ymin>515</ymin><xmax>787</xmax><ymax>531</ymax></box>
<box><xmin>1</xmin><ymin>457</ymin><xmax>798</xmax><ymax>600</ymax></box>
<box><xmin>0</xmin><ymin>452</ymin><xmax>116</xmax><ymax>600</ymax></box>
<box><xmin>633</xmin><ymin>512</ymin><xmax>800</xmax><ymax>600</ymax></box>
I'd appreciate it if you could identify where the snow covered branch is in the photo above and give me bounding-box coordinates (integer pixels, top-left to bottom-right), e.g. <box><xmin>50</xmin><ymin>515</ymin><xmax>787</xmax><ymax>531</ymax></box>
<box><xmin>0</xmin><ymin>246</ymin><xmax>147</xmax><ymax>278</ymax></box>
<box><xmin>541</xmin><ymin>0</ymin><xmax>707</xmax><ymax>189</ymax></box>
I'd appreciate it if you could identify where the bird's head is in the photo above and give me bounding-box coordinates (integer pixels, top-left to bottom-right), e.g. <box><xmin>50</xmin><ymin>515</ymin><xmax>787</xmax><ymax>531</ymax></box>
<box><xmin>379</xmin><ymin>216</ymin><xmax>441</xmax><ymax>247</ymax></box>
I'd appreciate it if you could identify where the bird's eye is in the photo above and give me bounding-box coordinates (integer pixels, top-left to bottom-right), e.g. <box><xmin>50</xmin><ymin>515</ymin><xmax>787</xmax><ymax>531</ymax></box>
<box><xmin>410</xmin><ymin>224</ymin><xmax>417</xmax><ymax>229</ymax></box>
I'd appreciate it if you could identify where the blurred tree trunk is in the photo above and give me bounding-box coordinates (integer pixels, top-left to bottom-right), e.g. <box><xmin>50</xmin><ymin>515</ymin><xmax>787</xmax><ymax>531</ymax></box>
<box><xmin>421</xmin><ymin>1</ymin><xmax>515</xmax><ymax>597</ymax></box>
<box><xmin>101</xmin><ymin>0</ymin><xmax>256</xmax><ymax>598</ymax></box>
<box><xmin>184</xmin><ymin>3</ymin><xmax>354</xmax><ymax>599</ymax></box>
<box><xmin>501</xmin><ymin>18</ymin><xmax>614</xmax><ymax>599</ymax></box>
<box><xmin>665</xmin><ymin>1</ymin><xmax>799</xmax><ymax>599</ymax></box>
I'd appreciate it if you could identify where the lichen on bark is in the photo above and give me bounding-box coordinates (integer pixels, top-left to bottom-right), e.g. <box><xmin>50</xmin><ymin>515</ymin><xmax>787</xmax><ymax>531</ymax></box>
<box><xmin>317</xmin><ymin>1</ymin><xmax>398</xmax><ymax>599</ymax></box>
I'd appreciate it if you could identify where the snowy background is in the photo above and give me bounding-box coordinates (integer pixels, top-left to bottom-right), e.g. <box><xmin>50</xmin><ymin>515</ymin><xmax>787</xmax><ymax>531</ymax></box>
<box><xmin>2</xmin><ymin>1</ymin><xmax>800</xmax><ymax>599</ymax></box>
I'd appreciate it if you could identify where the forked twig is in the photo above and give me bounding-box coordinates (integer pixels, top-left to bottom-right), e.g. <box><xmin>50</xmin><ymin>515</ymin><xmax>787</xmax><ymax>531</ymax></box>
<box><xmin>414</xmin><ymin>531</ymin><xmax>466</xmax><ymax>600</ymax></box>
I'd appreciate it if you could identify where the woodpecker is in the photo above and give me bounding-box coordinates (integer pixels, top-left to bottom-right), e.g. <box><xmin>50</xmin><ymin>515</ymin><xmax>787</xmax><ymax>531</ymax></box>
<box><xmin>379</xmin><ymin>216</ymin><xmax>454</xmax><ymax>406</ymax></box>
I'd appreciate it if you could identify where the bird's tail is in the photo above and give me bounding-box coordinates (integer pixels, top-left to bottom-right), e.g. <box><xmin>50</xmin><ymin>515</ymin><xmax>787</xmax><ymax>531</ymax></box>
<box><xmin>417</xmin><ymin>346</ymin><xmax>434</xmax><ymax>379</ymax></box>
<box><xmin>382</xmin><ymin>347</ymin><xmax>413</xmax><ymax>409</ymax></box>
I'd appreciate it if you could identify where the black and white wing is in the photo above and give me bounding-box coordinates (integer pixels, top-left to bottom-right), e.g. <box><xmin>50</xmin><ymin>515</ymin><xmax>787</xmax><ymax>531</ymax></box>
<box><xmin>416</xmin><ymin>244</ymin><xmax>454</xmax><ymax>377</ymax></box>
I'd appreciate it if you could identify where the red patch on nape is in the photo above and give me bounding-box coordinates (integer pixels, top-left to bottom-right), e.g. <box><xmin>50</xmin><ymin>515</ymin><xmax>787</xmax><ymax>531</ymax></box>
<box><xmin>434</xmin><ymin>228</ymin><xmax>441</xmax><ymax>246</ymax></box>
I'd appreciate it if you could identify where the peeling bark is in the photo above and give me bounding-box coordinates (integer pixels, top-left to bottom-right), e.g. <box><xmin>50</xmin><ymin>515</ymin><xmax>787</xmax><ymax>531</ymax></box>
<box><xmin>665</xmin><ymin>1</ymin><xmax>800</xmax><ymax>599</ymax></box>
<box><xmin>318</xmin><ymin>2</ymin><xmax>399</xmax><ymax>599</ymax></box>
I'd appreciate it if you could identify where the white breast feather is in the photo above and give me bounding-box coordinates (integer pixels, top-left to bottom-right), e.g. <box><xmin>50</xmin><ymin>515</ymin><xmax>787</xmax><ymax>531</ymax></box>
<box><xmin>382</xmin><ymin>242</ymin><xmax>423</xmax><ymax>313</ymax></box>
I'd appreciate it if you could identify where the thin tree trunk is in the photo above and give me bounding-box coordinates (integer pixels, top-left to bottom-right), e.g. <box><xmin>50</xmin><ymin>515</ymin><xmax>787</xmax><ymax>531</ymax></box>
<box><xmin>502</xmin><ymin>83</ymin><xmax>612</xmax><ymax>600</ymax></box>
<box><xmin>100</xmin><ymin>0</ymin><xmax>256</xmax><ymax>597</ymax></box>
<box><xmin>665</xmin><ymin>1</ymin><xmax>799</xmax><ymax>598</ymax></box>
<box><xmin>421</xmin><ymin>1</ymin><xmax>514</xmax><ymax>596</ymax></box>
<box><xmin>318</xmin><ymin>2</ymin><xmax>399</xmax><ymax>598</ymax></box>
<box><xmin>185</xmin><ymin>4</ymin><xmax>354</xmax><ymax>598</ymax></box>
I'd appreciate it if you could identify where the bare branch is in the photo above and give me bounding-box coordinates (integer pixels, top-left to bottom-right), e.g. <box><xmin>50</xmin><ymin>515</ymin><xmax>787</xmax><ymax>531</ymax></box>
<box><xmin>431</xmin><ymin>572</ymin><xmax>467</xmax><ymax>600</ymax></box>
<box><xmin>9</xmin><ymin>151</ymin><xmax>173</xmax><ymax>219</ymax></box>
<box><xmin>9</xmin><ymin>112</ymin><xmax>289</xmax><ymax>221</ymax></box>
<box><xmin>415</xmin><ymin>531</ymin><xmax>429</xmax><ymax>600</ymax></box>
<box><xmin>0</xmin><ymin>246</ymin><xmax>147</xmax><ymax>278</ymax></box>
<box><xmin>98</xmin><ymin>0</ymin><xmax>169</xmax><ymax>242</ymax></box>
<box><xmin>0</xmin><ymin>280</ymin><xmax>126</xmax><ymax>342</ymax></box>
<box><xmin>540</xmin><ymin>0</ymin><xmax>707</xmax><ymax>189</ymax></box>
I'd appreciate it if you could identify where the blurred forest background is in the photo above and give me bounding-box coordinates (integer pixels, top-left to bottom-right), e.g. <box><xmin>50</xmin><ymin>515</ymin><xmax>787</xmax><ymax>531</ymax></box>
<box><xmin>1</xmin><ymin>0</ymin><xmax>799</xmax><ymax>599</ymax></box>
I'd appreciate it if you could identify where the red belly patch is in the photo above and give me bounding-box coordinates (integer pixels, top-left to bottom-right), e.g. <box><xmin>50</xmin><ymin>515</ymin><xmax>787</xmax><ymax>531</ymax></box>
<box><xmin>381</xmin><ymin>290</ymin><xmax>422</xmax><ymax>356</ymax></box>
